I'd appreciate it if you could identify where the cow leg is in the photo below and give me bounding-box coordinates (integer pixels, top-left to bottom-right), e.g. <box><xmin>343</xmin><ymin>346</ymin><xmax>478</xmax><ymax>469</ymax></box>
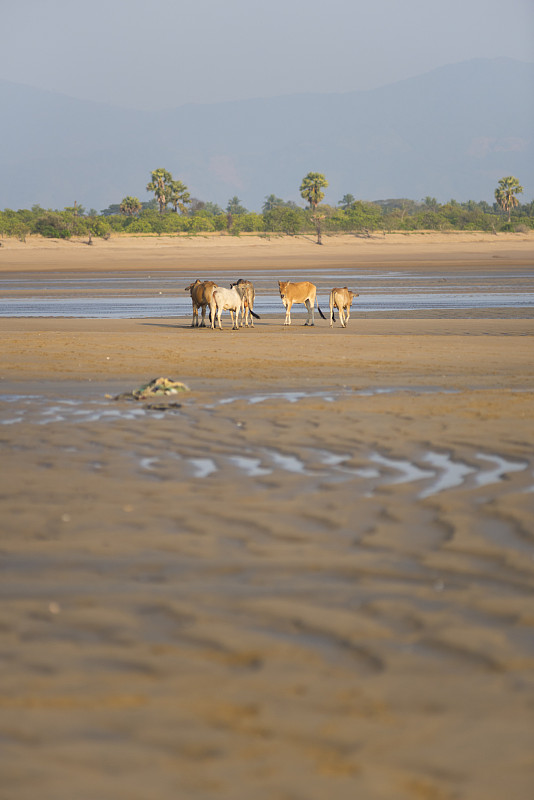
<box><xmin>345</xmin><ymin>307</ymin><xmax>350</xmax><ymax>325</ymax></box>
<box><xmin>200</xmin><ymin>305</ymin><xmax>206</xmax><ymax>327</ymax></box>
<box><xmin>191</xmin><ymin>305</ymin><xmax>198</xmax><ymax>327</ymax></box>
<box><xmin>329</xmin><ymin>300</ymin><xmax>334</xmax><ymax>327</ymax></box>
<box><xmin>284</xmin><ymin>301</ymin><xmax>292</xmax><ymax>325</ymax></box>
<box><xmin>305</xmin><ymin>299</ymin><xmax>314</xmax><ymax>325</ymax></box>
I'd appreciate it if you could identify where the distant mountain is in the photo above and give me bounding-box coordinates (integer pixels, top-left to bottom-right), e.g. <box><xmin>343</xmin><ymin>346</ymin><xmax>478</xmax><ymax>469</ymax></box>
<box><xmin>1</xmin><ymin>58</ymin><xmax>532</xmax><ymax>211</ymax></box>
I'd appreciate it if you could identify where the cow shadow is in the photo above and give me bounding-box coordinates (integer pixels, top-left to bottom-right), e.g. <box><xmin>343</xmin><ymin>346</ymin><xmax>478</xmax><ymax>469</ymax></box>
<box><xmin>140</xmin><ymin>321</ymin><xmax>212</xmax><ymax>330</ymax></box>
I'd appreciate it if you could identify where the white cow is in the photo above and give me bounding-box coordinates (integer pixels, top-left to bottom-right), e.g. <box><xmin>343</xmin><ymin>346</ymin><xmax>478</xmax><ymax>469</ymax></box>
<box><xmin>210</xmin><ymin>285</ymin><xmax>244</xmax><ymax>330</ymax></box>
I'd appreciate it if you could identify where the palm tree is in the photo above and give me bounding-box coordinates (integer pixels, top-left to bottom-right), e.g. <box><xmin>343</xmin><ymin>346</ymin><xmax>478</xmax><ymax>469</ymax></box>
<box><xmin>168</xmin><ymin>180</ymin><xmax>191</xmax><ymax>214</ymax></box>
<box><xmin>263</xmin><ymin>194</ymin><xmax>284</xmax><ymax>212</ymax></box>
<box><xmin>495</xmin><ymin>176</ymin><xmax>523</xmax><ymax>223</ymax></box>
<box><xmin>226</xmin><ymin>197</ymin><xmax>247</xmax><ymax>215</ymax></box>
<box><xmin>300</xmin><ymin>172</ymin><xmax>328</xmax><ymax>210</ymax></box>
<box><xmin>146</xmin><ymin>168</ymin><xmax>173</xmax><ymax>214</ymax></box>
<box><xmin>119</xmin><ymin>196</ymin><xmax>142</xmax><ymax>216</ymax></box>
<box><xmin>339</xmin><ymin>193</ymin><xmax>355</xmax><ymax>210</ymax></box>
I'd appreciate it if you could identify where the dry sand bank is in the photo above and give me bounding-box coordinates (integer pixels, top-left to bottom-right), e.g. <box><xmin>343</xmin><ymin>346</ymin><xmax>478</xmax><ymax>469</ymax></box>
<box><xmin>1</xmin><ymin>235</ymin><xmax>533</xmax><ymax>800</ymax></box>
<box><xmin>1</xmin><ymin>230</ymin><xmax>533</xmax><ymax>273</ymax></box>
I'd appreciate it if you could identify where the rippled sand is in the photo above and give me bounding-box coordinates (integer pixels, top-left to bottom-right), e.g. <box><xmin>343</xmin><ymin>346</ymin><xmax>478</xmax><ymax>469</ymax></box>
<box><xmin>1</xmin><ymin>234</ymin><xmax>533</xmax><ymax>800</ymax></box>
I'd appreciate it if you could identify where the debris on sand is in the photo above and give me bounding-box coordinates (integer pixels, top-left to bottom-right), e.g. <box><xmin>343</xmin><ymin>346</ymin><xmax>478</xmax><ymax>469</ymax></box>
<box><xmin>107</xmin><ymin>377</ymin><xmax>190</xmax><ymax>402</ymax></box>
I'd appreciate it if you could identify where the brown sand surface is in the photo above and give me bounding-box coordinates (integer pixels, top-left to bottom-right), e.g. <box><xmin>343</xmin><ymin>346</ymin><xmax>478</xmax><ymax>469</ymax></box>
<box><xmin>1</xmin><ymin>230</ymin><xmax>534</xmax><ymax>272</ymax></box>
<box><xmin>1</xmin><ymin>234</ymin><xmax>534</xmax><ymax>800</ymax></box>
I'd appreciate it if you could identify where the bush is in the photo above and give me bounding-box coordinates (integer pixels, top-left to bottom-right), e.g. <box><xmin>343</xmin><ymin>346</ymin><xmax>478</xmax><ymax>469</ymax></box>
<box><xmin>34</xmin><ymin>212</ymin><xmax>73</xmax><ymax>239</ymax></box>
<box><xmin>186</xmin><ymin>214</ymin><xmax>216</xmax><ymax>233</ymax></box>
<box><xmin>263</xmin><ymin>207</ymin><xmax>305</xmax><ymax>235</ymax></box>
<box><xmin>230</xmin><ymin>212</ymin><xmax>264</xmax><ymax>234</ymax></box>
<box><xmin>212</xmin><ymin>214</ymin><xmax>228</xmax><ymax>231</ymax></box>
<box><xmin>89</xmin><ymin>218</ymin><xmax>112</xmax><ymax>238</ymax></box>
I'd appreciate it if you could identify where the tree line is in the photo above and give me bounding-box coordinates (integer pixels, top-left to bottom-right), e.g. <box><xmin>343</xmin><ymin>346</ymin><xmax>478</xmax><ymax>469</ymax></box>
<box><xmin>0</xmin><ymin>172</ymin><xmax>530</xmax><ymax>242</ymax></box>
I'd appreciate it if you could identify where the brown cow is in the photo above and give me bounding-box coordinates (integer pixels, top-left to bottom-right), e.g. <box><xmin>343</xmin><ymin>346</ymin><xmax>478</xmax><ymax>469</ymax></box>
<box><xmin>185</xmin><ymin>279</ymin><xmax>218</xmax><ymax>327</ymax></box>
<box><xmin>278</xmin><ymin>280</ymin><xmax>326</xmax><ymax>326</ymax></box>
<box><xmin>329</xmin><ymin>287</ymin><xmax>359</xmax><ymax>328</ymax></box>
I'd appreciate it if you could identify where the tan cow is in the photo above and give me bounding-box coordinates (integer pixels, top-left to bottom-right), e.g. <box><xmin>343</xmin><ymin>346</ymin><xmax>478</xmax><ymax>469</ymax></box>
<box><xmin>230</xmin><ymin>279</ymin><xmax>259</xmax><ymax>327</ymax></box>
<box><xmin>278</xmin><ymin>280</ymin><xmax>326</xmax><ymax>326</ymax></box>
<box><xmin>329</xmin><ymin>287</ymin><xmax>359</xmax><ymax>328</ymax></box>
<box><xmin>185</xmin><ymin>279</ymin><xmax>218</xmax><ymax>327</ymax></box>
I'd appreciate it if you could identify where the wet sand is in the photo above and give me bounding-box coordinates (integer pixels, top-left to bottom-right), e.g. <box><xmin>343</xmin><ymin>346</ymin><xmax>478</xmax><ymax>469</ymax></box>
<box><xmin>1</xmin><ymin>234</ymin><xmax>534</xmax><ymax>800</ymax></box>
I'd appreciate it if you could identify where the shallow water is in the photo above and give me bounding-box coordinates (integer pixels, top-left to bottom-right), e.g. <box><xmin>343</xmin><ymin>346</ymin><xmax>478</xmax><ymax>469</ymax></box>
<box><xmin>1</xmin><ymin>389</ymin><xmax>530</xmax><ymax>497</ymax></box>
<box><xmin>1</xmin><ymin>291</ymin><xmax>533</xmax><ymax>317</ymax></box>
<box><xmin>1</xmin><ymin>268</ymin><xmax>533</xmax><ymax>317</ymax></box>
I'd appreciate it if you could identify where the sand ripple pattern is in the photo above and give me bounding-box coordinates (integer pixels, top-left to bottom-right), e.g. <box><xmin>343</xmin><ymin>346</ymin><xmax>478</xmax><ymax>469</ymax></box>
<box><xmin>1</xmin><ymin>390</ymin><xmax>531</xmax><ymax>499</ymax></box>
<box><xmin>1</xmin><ymin>386</ymin><xmax>534</xmax><ymax>800</ymax></box>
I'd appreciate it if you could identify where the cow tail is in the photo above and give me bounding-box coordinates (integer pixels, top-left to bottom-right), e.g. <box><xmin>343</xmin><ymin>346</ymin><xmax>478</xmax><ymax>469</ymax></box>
<box><xmin>316</xmin><ymin>295</ymin><xmax>326</xmax><ymax>320</ymax></box>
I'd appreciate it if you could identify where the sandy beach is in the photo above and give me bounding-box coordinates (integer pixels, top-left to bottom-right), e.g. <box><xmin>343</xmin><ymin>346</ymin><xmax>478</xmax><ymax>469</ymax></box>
<box><xmin>1</xmin><ymin>232</ymin><xmax>533</xmax><ymax>800</ymax></box>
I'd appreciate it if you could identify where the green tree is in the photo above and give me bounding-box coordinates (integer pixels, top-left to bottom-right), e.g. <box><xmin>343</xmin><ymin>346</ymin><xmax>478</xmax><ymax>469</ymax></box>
<box><xmin>263</xmin><ymin>206</ymin><xmax>305</xmax><ymax>235</ymax></box>
<box><xmin>300</xmin><ymin>172</ymin><xmax>328</xmax><ymax>210</ymax></box>
<box><xmin>120</xmin><ymin>196</ymin><xmax>142</xmax><ymax>216</ymax></box>
<box><xmin>186</xmin><ymin>214</ymin><xmax>216</xmax><ymax>234</ymax></box>
<box><xmin>34</xmin><ymin>211</ymin><xmax>73</xmax><ymax>239</ymax></box>
<box><xmin>168</xmin><ymin>179</ymin><xmax>191</xmax><ymax>214</ymax></box>
<box><xmin>64</xmin><ymin>203</ymin><xmax>86</xmax><ymax>217</ymax></box>
<box><xmin>422</xmin><ymin>196</ymin><xmax>439</xmax><ymax>211</ymax></box>
<box><xmin>338</xmin><ymin>193</ymin><xmax>355</xmax><ymax>210</ymax></box>
<box><xmin>495</xmin><ymin>176</ymin><xmax>523</xmax><ymax>223</ymax></box>
<box><xmin>226</xmin><ymin>196</ymin><xmax>247</xmax><ymax>215</ymax></box>
<box><xmin>88</xmin><ymin>217</ymin><xmax>112</xmax><ymax>239</ymax></box>
<box><xmin>100</xmin><ymin>203</ymin><xmax>121</xmax><ymax>216</ymax></box>
<box><xmin>203</xmin><ymin>201</ymin><xmax>224</xmax><ymax>216</ymax></box>
<box><xmin>146</xmin><ymin>168</ymin><xmax>173</xmax><ymax>214</ymax></box>
<box><xmin>262</xmin><ymin>194</ymin><xmax>284</xmax><ymax>212</ymax></box>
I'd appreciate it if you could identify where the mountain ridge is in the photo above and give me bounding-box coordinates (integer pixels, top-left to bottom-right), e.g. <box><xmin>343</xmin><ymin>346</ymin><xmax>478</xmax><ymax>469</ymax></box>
<box><xmin>1</xmin><ymin>57</ymin><xmax>532</xmax><ymax>210</ymax></box>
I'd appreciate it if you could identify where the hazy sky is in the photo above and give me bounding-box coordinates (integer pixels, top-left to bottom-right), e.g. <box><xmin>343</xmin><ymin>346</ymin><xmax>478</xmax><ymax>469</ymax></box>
<box><xmin>1</xmin><ymin>0</ymin><xmax>533</xmax><ymax>110</ymax></box>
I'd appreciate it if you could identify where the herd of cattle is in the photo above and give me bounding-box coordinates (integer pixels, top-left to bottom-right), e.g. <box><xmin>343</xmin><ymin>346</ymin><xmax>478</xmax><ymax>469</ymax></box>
<box><xmin>185</xmin><ymin>278</ymin><xmax>359</xmax><ymax>329</ymax></box>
